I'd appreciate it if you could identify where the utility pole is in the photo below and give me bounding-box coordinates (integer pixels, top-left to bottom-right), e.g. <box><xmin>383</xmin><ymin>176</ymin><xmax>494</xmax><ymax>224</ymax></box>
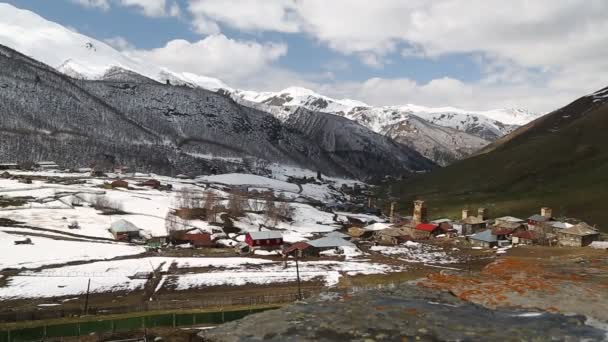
<box><xmin>83</xmin><ymin>278</ymin><xmax>91</xmax><ymax>316</ymax></box>
<box><xmin>295</xmin><ymin>257</ymin><xmax>303</xmax><ymax>301</ymax></box>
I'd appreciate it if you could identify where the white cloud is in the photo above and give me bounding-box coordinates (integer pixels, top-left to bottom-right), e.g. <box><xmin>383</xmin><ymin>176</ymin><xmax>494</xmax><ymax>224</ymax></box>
<box><xmin>72</xmin><ymin>0</ymin><xmax>181</xmax><ymax>17</ymax></box>
<box><xmin>181</xmin><ymin>0</ymin><xmax>608</xmax><ymax>113</ymax></box>
<box><xmin>187</xmin><ymin>0</ymin><xmax>300</xmax><ymax>34</ymax></box>
<box><xmin>127</xmin><ymin>34</ymin><xmax>287</xmax><ymax>84</ymax></box>
<box><xmin>117</xmin><ymin>0</ymin><xmax>176</xmax><ymax>17</ymax></box>
<box><xmin>104</xmin><ymin>36</ymin><xmax>135</xmax><ymax>51</ymax></box>
<box><xmin>71</xmin><ymin>0</ymin><xmax>110</xmax><ymax>11</ymax></box>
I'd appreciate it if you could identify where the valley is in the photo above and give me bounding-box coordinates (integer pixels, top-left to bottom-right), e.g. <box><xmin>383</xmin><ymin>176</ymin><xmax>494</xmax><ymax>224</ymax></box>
<box><xmin>0</xmin><ymin>2</ymin><xmax>607</xmax><ymax>341</ymax></box>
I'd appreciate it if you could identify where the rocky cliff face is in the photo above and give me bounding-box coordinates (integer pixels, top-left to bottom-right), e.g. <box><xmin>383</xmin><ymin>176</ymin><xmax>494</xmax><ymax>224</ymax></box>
<box><xmin>0</xmin><ymin>44</ymin><xmax>433</xmax><ymax>179</ymax></box>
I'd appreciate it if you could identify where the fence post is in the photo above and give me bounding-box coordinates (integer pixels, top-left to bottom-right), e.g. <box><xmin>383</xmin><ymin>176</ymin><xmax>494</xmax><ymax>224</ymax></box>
<box><xmin>172</xmin><ymin>313</ymin><xmax>176</xmax><ymax>328</ymax></box>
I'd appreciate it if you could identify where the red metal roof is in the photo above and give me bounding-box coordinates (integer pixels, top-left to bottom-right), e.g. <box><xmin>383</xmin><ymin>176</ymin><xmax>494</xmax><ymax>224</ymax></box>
<box><xmin>492</xmin><ymin>228</ymin><xmax>515</xmax><ymax>235</ymax></box>
<box><xmin>415</xmin><ymin>223</ymin><xmax>439</xmax><ymax>232</ymax></box>
<box><xmin>513</xmin><ymin>230</ymin><xmax>539</xmax><ymax>240</ymax></box>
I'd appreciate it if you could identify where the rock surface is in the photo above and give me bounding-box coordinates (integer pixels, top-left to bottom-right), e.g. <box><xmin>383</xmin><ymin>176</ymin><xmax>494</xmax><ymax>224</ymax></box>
<box><xmin>200</xmin><ymin>285</ymin><xmax>607</xmax><ymax>341</ymax></box>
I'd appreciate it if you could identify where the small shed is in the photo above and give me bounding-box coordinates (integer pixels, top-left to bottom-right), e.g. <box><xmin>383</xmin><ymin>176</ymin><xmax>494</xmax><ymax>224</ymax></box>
<box><xmin>109</xmin><ymin>220</ymin><xmax>141</xmax><ymax>241</ymax></box>
<box><xmin>141</xmin><ymin>179</ymin><xmax>161</xmax><ymax>189</ymax></box>
<box><xmin>469</xmin><ymin>229</ymin><xmax>498</xmax><ymax>248</ymax></box>
<box><xmin>283</xmin><ymin>241</ymin><xmax>316</xmax><ymax>258</ymax></box>
<box><xmin>245</xmin><ymin>231</ymin><xmax>284</xmax><ymax>249</ymax></box>
<box><xmin>111</xmin><ymin>180</ymin><xmax>129</xmax><ymax>189</ymax></box>
<box><xmin>373</xmin><ymin>228</ymin><xmax>411</xmax><ymax>245</ymax></box>
<box><xmin>557</xmin><ymin>223</ymin><xmax>600</xmax><ymax>247</ymax></box>
<box><xmin>308</xmin><ymin>236</ymin><xmax>355</xmax><ymax>252</ymax></box>
<box><xmin>183</xmin><ymin>230</ymin><xmax>215</xmax><ymax>248</ymax></box>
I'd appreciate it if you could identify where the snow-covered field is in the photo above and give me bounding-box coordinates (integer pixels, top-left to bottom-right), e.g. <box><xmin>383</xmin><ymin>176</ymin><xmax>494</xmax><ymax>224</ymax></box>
<box><xmin>0</xmin><ymin>256</ymin><xmax>394</xmax><ymax>299</ymax></box>
<box><xmin>370</xmin><ymin>241</ymin><xmax>461</xmax><ymax>265</ymax></box>
<box><xmin>0</xmin><ymin>231</ymin><xmax>144</xmax><ymax>271</ymax></box>
<box><xmin>0</xmin><ymin>168</ymin><xmax>421</xmax><ymax>301</ymax></box>
<box><xmin>169</xmin><ymin>259</ymin><xmax>396</xmax><ymax>290</ymax></box>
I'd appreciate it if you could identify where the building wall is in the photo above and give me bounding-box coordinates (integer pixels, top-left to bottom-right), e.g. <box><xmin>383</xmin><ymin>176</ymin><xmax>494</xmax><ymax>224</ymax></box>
<box><xmin>470</xmin><ymin>239</ymin><xmax>495</xmax><ymax>248</ymax></box>
<box><xmin>558</xmin><ymin>233</ymin><xmax>583</xmax><ymax>247</ymax></box>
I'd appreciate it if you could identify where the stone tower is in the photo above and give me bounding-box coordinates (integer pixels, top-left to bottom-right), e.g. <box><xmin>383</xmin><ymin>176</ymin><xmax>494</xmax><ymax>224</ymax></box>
<box><xmin>477</xmin><ymin>208</ymin><xmax>488</xmax><ymax>220</ymax></box>
<box><xmin>389</xmin><ymin>202</ymin><xmax>397</xmax><ymax>223</ymax></box>
<box><xmin>413</xmin><ymin>200</ymin><xmax>427</xmax><ymax>225</ymax></box>
<box><xmin>462</xmin><ymin>209</ymin><xmax>470</xmax><ymax>220</ymax></box>
<box><xmin>541</xmin><ymin>207</ymin><xmax>552</xmax><ymax>218</ymax></box>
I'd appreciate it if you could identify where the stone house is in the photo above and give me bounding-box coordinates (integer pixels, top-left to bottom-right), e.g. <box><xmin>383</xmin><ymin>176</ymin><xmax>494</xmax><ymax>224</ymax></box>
<box><xmin>557</xmin><ymin>223</ymin><xmax>600</xmax><ymax>247</ymax></box>
<box><xmin>469</xmin><ymin>229</ymin><xmax>498</xmax><ymax>248</ymax></box>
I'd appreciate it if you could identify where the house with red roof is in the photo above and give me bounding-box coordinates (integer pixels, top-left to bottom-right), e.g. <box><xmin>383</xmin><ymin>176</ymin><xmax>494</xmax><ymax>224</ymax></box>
<box><xmin>512</xmin><ymin>230</ymin><xmax>540</xmax><ymax>245</ymax></box>
<box><xmin>414</xmin><ymin>223</ymin><xmax>444</xmax><ymax>238</ymax></box>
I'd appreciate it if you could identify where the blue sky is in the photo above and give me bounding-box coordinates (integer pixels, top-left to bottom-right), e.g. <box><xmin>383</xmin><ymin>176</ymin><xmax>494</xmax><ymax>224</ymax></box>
<box><xmin>7</xmin><ymin>0</ymin><xmax>482</xmax><ymax>84</ymax></box>
<box><xmin>4</xmin><ymin>0</ymin><xmax>607</xmax><ymax>112</ymax></box>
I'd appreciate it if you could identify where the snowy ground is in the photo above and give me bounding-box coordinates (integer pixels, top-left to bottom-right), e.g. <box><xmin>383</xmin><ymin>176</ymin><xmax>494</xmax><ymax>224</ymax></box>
<box><xmin>0</xmin><ymin>168</ymin><xmax>351</xmax><ymax>241</ymax></box>
<box><xmin>0</xmin><ymin>167</ymin><xmax>410</xmax><ymax>301</ymax></box>
<box><xmin>0</xmin><ymin>231</ymin><xmax>144</xmax><ymax>271</ymax></box>
<box><xmin>168</xmin><ymin>259</ymin><xmax>397</xmax><ymax>290</ymax></box>
<box><xmin>370</xmin><ymin>241</ymin><xmax>461</xmax><ymax>265</ymax></box>
<box><xmin>0</xmin><ymin>256</ymin><xmax>396</xmax><ymax>299</ymax></box>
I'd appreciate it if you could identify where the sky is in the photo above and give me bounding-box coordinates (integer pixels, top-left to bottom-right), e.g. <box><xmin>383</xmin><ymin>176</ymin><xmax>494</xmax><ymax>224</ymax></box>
<box><xmin>4</xmin><ymin>0</ymin><xmax>608</xmax><ymax>113</ymax></box>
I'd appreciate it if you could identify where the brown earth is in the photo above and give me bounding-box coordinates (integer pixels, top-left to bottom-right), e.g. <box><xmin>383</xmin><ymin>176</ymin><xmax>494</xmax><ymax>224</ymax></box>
<box><xmin>418</xmin><ymin>246</ymin><xmax>608</xmax><ymax>321</ymax></box>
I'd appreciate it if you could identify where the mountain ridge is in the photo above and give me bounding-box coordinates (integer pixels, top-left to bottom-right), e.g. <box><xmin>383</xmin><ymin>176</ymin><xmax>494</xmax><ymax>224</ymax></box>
<box><xmin>385</xmin><ymin>85</ymin><xmax>608</xmax><ymax>230</ymax></box>
<box><xmin>0</xmin><ymin>2</ymin><xmax>540</xmax><ymax>166</ymax></box>
<box><xmin>0</xmin><ymin>42</ymin><xmax>434</xmax><ymax>178</ymax></box>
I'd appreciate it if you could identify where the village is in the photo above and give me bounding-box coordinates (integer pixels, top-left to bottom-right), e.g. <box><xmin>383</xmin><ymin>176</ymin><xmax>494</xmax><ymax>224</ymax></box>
<box><xmin>0</xmin><ymin>160</ymin><xmax>607</xmax><ymax>329</ymax></box>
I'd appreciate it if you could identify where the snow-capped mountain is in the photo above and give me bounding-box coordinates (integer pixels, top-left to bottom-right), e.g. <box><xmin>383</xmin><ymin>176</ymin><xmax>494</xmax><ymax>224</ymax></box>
<box><xmin>236</xmin><ymin>86</ymin><xmax>537</xmax><ymax>140</ymax></box>
<box><xmin>236</xmin><ymin>87</ymin><xmax>367</xmax><ymax>116</ymax></box>
<box><xmin>0</xmin><ymin>3</ymin><xmax>229</xmax><ymax>91</ymax></box>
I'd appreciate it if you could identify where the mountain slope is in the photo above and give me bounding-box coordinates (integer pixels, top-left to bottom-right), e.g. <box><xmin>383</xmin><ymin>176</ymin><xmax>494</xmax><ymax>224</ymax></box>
<box><xmin>0</xmin><ymin>43</ymin><xmax>432</xmax><ymax>178</ymax></box>
<box><xmin>235</xmin><ymin>87</ymin><xmax>539</xmax><ymax>165</ymax></box>
<box><xmin>385</xmin><ymin>86</ymin><xmax>608</xmax><ymax>230</ymax></box>
<box><xmin>0</xmin><ymin>2</ymin><xmax>536</xmax><ymax>167</ymax></box>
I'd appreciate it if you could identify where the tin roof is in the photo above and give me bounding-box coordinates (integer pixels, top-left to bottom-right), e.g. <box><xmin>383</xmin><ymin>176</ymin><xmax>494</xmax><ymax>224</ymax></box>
<box><xmin>560</xmin><ymin>223</ymin><xmax>599</xmax><ymax>236</ymax></box>
<box><xmin>324</xmin><ymin>231</ymin><xmax>349</xmax><ymax>239</ymax></box>
<box><xmin>470</xmin><ymin>230</ymin><xmax>497</xmax><ymax>243</ymax></box>
<box><xmin>110</xmin><ymin>219</ymin><xmax>140</xmax><ymax>233</ymax></box>
<box><xmin>248</xmin><ymin>231</ymin><xmax>283</xmax><ymax>240</ymax></box>
<box><xmin>283</xmin><ymin>242</ymin><xmax>312</xmax><ymax>254</ymax></box>
<box><xmin>551</xmin><ymin>222</ymin><xmax>574</xmax><ymax>229</ymax></box>
<box><xmin>513</xmin><ymin>230</ymin><xmax>539</xmax><ymax>240</ymax></box>
<box><xmin>495</xmin><ymin>216</ymin><xmax>525</xmax><ymax>223</ymax></box>
<box><xmin>528</xmin><ymin>214</ymin><xmax>549</xmax><ymax>222</ymax></box>
<box><xmin>308</xmin><ymin>237</ymin><xmax>355</xmax><ymax>248</ymax></box>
